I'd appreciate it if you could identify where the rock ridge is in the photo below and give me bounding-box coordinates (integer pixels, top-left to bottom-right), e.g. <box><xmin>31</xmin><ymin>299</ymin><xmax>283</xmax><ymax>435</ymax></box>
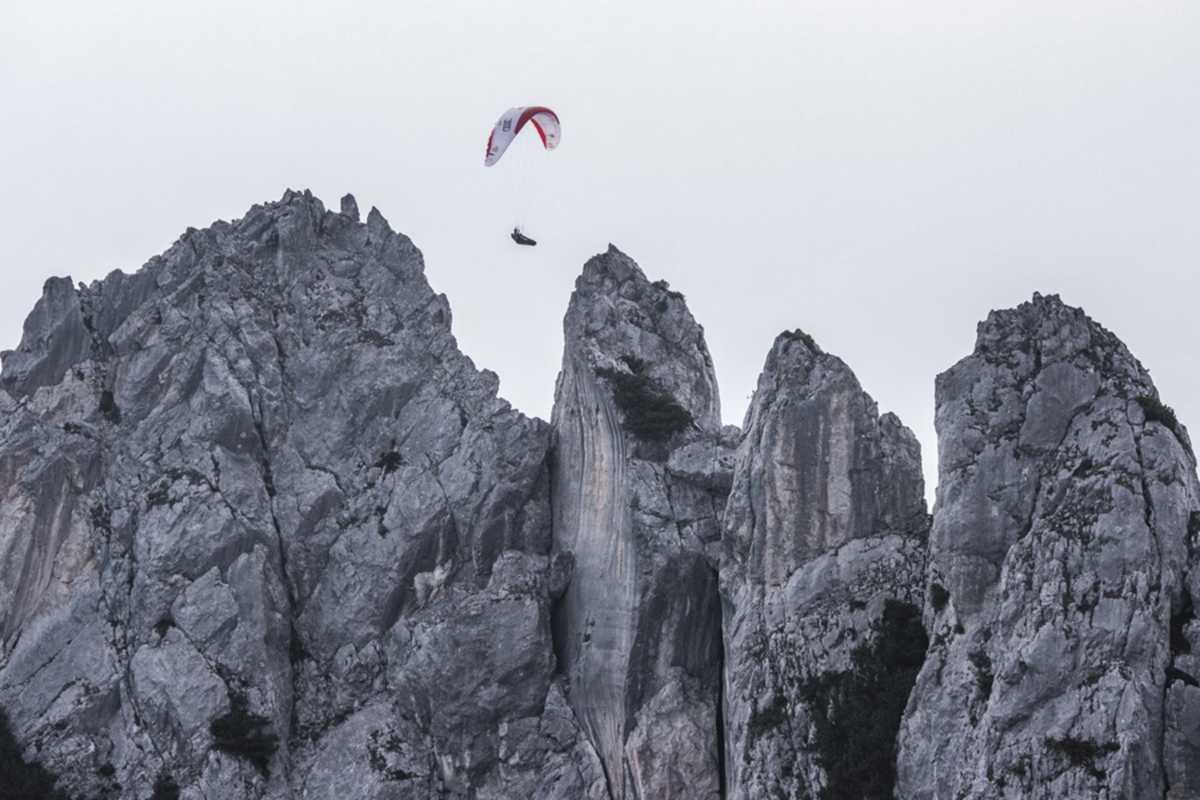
<box><xmin>2</xmin><ymin>196</ymin><xmax>1197</xmax><ymax>800</ymax></box>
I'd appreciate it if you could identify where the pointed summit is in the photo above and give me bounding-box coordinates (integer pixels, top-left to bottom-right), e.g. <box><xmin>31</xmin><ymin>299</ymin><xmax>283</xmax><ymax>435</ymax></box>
<box><xmin>551</xmin><ymin>247</ymin><xmax>734</xmax><ymax>799</ymax></box>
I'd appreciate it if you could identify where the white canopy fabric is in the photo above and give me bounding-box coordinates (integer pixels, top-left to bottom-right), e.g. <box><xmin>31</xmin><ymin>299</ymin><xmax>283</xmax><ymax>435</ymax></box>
<box><xmin>484</xmin><ymin>106</ymin><xmax>561</xmax><ymax>167</ymax></box>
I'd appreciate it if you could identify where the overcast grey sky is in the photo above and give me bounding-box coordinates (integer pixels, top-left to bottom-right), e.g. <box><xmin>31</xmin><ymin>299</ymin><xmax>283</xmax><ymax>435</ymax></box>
<box><xmin>5</xmin><ymin>1</ymin><xmax>1198</xmax><ymax>499</ymax></box>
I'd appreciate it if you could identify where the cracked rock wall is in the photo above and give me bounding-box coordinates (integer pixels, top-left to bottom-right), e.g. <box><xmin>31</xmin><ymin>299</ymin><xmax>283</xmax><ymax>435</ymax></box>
<box><xmin>897</xmin><ymin>293</ymin><xmax>1200</xmax><ymax>800</ymax></box>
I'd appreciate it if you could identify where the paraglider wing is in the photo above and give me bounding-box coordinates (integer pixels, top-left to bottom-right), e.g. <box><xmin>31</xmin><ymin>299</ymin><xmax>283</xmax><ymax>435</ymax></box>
<box><xmin>484</xmin><ymin>106</ymin><xmax>561</xmax><ymax>166</ymax></box>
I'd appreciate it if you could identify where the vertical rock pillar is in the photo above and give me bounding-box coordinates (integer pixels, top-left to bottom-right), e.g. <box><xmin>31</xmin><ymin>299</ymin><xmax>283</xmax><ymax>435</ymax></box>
<box><xmin>551</xmin><ymin>246</ymin><xmax>734</xmax><ymax>799</ymax></box>
<box><xmin>721</xmin><ymin>331</ymin><xmax>930</xmax><ymax>799</ymax></box>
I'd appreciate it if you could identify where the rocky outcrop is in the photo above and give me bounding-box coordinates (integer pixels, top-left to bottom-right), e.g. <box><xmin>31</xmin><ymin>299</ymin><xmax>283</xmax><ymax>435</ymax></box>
<box><xmin>0</xmin><ymin>191</ymin><xmax>603</xmax><ymax>799</ymax></box>
<box><xmin>3</xmin><ymin>190</ymin><xmax>1199</xmax><ymax>800</ymax></box>
<box><xmin>550</xmin><ymin>247</ymin><xmax>736</xmax><ymax>799</ymax></box>
<box><xmin>897</xmin><ymin>293</ymin><xmax>1200</xmax><ymax>800</ymax></box>
<box><xmin>721</xmin><ymin>330</ymin><xmax>930</xmax><ymax>799</ymax></box>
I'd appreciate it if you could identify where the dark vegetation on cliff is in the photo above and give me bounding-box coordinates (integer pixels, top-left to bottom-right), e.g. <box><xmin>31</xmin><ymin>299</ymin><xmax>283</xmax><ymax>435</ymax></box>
<box><xmin>1044</xmin><ymin>736</ymin><xmax>1120</xmax><ymax>781</ymax></box>
<box><xmin>208</xmin><ymin>691</ymin><xmax>279</xmax><ymax>774</ymax></box>
<box><xmin>779</xmin><ymin>328</ymin><xmax>821</xmax><ymax>353</ymax></box>
<box><xmin>798</xmin><ymin>601</ymin><xmax>928</xmax><ymax>800</ymax></box>
<box><xmin>596</xmin><ymin>355</ymin><xmax>693</xmax><ymax>441</ymax></box>
<box><xmin>151</xmin><ymin>773</ymin><xmax>181</xmax><ymax>800</ymax></box>
<box><xmin>1171</xmin><ymin>589</ymin><xmax>1195</xmax><ymax>657</ymax></box>
<box><xmin>0</xmin><ymin>708</ymin><xmax>67</xmax><ymax>800</ymax></box>
<box><xmin>1137</xmin><ymin>395</ymin><xmax>1187</xmax><ymax>448</ymax></box>
<box><xmin>929</xmin><ymin>583</ymin><xmax>950</xmax><ymax>612</ymax></box>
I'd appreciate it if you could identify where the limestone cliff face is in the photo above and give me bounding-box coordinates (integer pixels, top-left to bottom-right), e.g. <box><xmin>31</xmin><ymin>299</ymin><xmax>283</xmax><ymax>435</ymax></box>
<box><xmin>2</xmin><ymin>193</ymin><xmax>1199</xmax><ymax>800</ymax></box>
<box><xmin>897</xmin><ymin>293</ymin><xmax>1200</xmax><ymax>800</ymax></box>
<box><xmin>0</xmin><ymin>191</ymin><xmax>604</xmax><ymax>800</ymax></box>
<box><xmin>721</xmin><ymin>331</ymin><xmax>930</xmax><ymax>799</ymax></box>
<box><xmin>550</xmin><ymin>247</ymin><xmax>735</xmax><ymax>800</ymax></box>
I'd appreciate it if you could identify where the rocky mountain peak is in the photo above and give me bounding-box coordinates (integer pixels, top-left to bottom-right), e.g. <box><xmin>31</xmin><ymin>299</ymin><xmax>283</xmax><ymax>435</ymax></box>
<box><xmin>562</xmin><ymin>244</ymin><xmax>721</xmax><ymax>435</ymax></box>
<box><xmin>0</xmin><ymin>190</ymin><xmax>606</xmax><ymax>799</ymax></box>
<box><xmin>900</xmin><ymin>292</ymin><xmax>1200</xmax><ymax>800</ymax></box>
<box><xmin>722</xmin><ymin>328</ymin><xmax>929</xmax><ymax>799</ymax></box>
<box><xmin>1</xmin><ymin>195</ymin><xmax>1196</xmax><ymax>800</ymax></box>
<box><xmin>551</xmin><ymin>245</ymin><xmax>734</xmax><ymax>799</ymax></box>
<box><xmin>339</xmin><ymin>193</ymin><xmax>360</xmax><ymax>222</ymax></box>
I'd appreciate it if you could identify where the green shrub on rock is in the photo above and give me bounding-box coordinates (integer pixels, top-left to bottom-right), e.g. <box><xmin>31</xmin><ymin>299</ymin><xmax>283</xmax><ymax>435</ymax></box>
<box><xmin>596</xmin><ymin>356</ymin><xmax>693</xmax><ymax>442</ymax></box>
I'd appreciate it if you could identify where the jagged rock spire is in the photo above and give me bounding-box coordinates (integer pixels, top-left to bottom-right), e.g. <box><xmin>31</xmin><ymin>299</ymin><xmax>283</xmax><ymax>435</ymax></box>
<box><xmin>721</xmin><ymin>329</ymin><xmax>929</xmax><ymax>799</ymax></box>
<box><xmin>551</xmin><ymin>245</ymin><xmax>735</xmax><ymax>799</ymax></box>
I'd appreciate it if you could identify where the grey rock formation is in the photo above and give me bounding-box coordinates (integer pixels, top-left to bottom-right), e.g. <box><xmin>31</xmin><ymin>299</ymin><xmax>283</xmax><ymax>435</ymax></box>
<box><xmin>897</xmin><ymin>293</ymin><xmax>1200</xmax><ymax>800</ymax></box>
<box><xmin>550</xmin><ymin>247</ymin><xmax>735</xmax><ymax>799</ymax></box>
<box><xmin>721</xmin><ymin>330</ymin><xmax>930</xmax><ymax>799</ymax></box>
<box><xmin>0</xmin><ymin>191</ymin><xmax>603</xmax><ymax>799</ymax></box>
<box><xmin>3</xmin><ymin>192</ymin><xmax>1199</xmax><ymax>800</ymax></box>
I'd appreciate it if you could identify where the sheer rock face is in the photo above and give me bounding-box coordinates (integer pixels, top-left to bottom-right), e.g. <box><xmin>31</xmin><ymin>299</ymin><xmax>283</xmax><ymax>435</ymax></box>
<box><xmin>897</xmin><ymin>293</ymin><xmax>1200</xmax><ymax>800</ymax></box>
<box><xmin>0</xmin><ymin>191</ymin><xmax>605</xmax><ymax>800</ymax></box>
<box><xmin>550</xmin><ymin>246</ymin><xmax>735</xmax><ymax>800</ymax></box>
<box><xmin>721</xmin><ymin>331</ymin><xmax>930</xmax><ymax>799</ymax></box>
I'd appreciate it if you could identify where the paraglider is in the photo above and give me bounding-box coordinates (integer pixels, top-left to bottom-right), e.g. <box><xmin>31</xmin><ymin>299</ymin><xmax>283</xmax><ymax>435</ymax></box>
<box><xmin>510</xmin><ymin>228</ymin><xmax>537</xmax><ymax>247</ymax></box>
<box><xmin>485</xmin><ymin>106</ymin><xmax>560</xmax><ymax>245</ymax></box>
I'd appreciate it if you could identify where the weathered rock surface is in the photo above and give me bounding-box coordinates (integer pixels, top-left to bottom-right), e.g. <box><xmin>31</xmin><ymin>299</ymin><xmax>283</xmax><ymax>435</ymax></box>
<box><xmin>3</xmin><ymin>192</ymin><xmax>1199</xmax><ymax>800</ymax></box>
<box><xmin>897</xmin><ymin>293</ymin><xmax>1200</xmax><ymax>800</ymax></box>
<box><xmin>0</xmin><ymin>190</ymin><xmax>603</xmax><ymax>799</ymax></box>
<box><xmin>721</xmin><ymin>330</ymin><xmax>930</xmax><ymax>799</ymax></box>
<box><xmin>550</xmin><ymin>247</ymin><xmax>735</xmax><ymax>799</ymax></box>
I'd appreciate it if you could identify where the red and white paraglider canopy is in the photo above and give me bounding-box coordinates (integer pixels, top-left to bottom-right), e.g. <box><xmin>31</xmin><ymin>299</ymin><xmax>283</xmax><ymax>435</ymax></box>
<box><xmin>484</xmin><ymin>106</ymin><xmax>561</xmax><ymax>166</ymax></box>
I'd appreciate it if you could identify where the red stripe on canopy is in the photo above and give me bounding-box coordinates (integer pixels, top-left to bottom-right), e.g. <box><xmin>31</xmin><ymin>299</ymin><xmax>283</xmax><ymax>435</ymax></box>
<box><xmin>517</xmin><ymin>107</ymin><xmax>558</xmax><ymax>146</ymax></box>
